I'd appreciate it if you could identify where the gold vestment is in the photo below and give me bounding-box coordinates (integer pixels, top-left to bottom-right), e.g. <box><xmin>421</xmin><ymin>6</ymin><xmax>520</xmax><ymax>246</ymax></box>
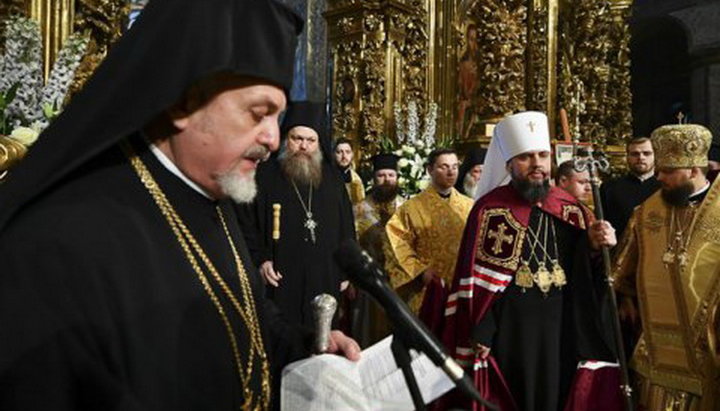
<box><xmin>386</xmin><ymin>186</ymin><xmax>474</xmax><ymax>313</ymax></box>
<box><xmin>613</xmin><ymin>181</ymin><xmax>720</xmax><ymax>411</ymax></box>
<box><xmin>345</xmin><ymin>169</ymin><xmax>365</xmax><ymax>206</ymax></box>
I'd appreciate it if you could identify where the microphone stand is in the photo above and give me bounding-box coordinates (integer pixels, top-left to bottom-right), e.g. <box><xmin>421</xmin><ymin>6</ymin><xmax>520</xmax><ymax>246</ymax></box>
<box><xmin>337</xmin><ymin>245</ymin><xmax>498</xmax><ymax>410</ymax></box>
<box><xmin>390</xmin><ymin>332</ymin><xmax>426</xmax><ymax>411</ymax></box>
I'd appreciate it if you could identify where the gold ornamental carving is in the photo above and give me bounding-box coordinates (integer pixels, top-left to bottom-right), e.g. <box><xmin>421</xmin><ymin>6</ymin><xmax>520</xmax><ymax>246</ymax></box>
<box><xmin>454</xmin><ymin>0</ymin><xmax>527</xmax><ymax>146</ymax></box>
<box><xmin>526</xmin><ymin>3</ymin><xmax>549</xmax><ymax>112</ymax></box>
<box><xmin>558</xmin><ymin>0</ymin><xmax>633</xmax><ymax>146</ymax></box>
<box><xmin>69</xmin><ymin>0</ymin><xmax>129</xmax><ymax>95</ymax></box>
<box><xmin>327</xmin><ymin>0</ymin><xmax>428</xmax><ymax>162</ymax></box>
<box><xmin>326</xmin><ymin>0</ymin><xmax>635</xmax><ymax>163</ymax></box>
<box><xmin>471</xmin><ymin>0</ymin><xmax>526</xmax><ymax>118</ymax></box>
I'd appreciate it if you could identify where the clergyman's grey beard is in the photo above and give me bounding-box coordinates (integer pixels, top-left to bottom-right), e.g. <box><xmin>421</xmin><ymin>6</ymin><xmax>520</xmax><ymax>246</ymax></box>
<box><xmin>217</xmin><ymin>144</ymin><xmax>269</xmax><ymax>204</ymax></box>
<box><xmin>463</xmin><ymin>173</ymin><xmax>478</xmax><ymax>197</ymax></box>
<box><xmin>279</xmin><ymin>147</ymin><xmax>323</xmax><ymax>187</ymax></box>
<box><xmin>218</xmin><ymin>170</ymin><xmax>257</xmax><ymax>204</ymax></box>
<box><xmin>511</xmin><ymin>171</ymin><xmax>550</xmax><ymax>203</ymax></box>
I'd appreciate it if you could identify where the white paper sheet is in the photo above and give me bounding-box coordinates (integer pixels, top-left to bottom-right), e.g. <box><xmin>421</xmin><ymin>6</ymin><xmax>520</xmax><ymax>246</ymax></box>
<box><xmin>280</xmin><ymin>335</ymin><xmax>454</xmax><ymax>410</ymax></box>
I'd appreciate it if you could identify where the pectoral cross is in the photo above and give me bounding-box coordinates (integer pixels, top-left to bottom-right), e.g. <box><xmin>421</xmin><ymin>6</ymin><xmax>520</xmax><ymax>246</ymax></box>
<box><xmin>527</xmin><ymin>121</ymin><xmax>536</xmax><ymax>133</ymax></box>
<box><xmin>488</xmin><ymin>223</ymin><xmax>513</xmax><ymax>255</ymax></box>
<box><xmin>304</xmin><ymin>211</ymin><xmax>317</xmax><ymax>244</ymax></box>
<box><xmin>677</xmin><ymin>111</ymin><xmax>685</xmax><ymax>125</ymax></box>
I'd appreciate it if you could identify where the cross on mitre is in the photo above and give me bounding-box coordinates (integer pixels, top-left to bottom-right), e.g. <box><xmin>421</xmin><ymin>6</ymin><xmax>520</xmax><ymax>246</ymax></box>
<box><xmin>677</xmin><ymin>112</ymin><xmax>685</xmax><ymax>125</ymax></box>
<box><xmin>527</xmin><ymin>121</ymin><xmax>536</xmax><ymax>133</ymax></box>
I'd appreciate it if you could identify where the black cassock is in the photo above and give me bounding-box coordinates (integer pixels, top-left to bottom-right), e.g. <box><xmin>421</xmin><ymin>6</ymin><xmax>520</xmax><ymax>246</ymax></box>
<box><xmin>600</xmin><ymin>173</ymin><xmax>660</xmax><ymax>239</ymax></box>
<box><xmin>237</xmin><ymin>159</ymin><xmax>355</xmax><ymax>329</ymax></box>
<box><xmin>473</xmin><ymin>207</ymin><xmax>615</xmax><ymax>411</ymax></box>
<box><xmin>0</xmin><ymin>142</ymin><xmax>307</xmax><ymax>410</ymax></box>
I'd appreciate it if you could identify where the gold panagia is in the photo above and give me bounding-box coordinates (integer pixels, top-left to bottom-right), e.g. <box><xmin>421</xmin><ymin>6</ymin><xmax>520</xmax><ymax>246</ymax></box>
<box><xmin>613</xmin><ymin>180</ymin><xmax>720</xmax><ymax>410</ymax></box>
<box><xmin>386</xmin><ymin>186</ymin><xmax>474</xmax><ymax>313</ymax></box>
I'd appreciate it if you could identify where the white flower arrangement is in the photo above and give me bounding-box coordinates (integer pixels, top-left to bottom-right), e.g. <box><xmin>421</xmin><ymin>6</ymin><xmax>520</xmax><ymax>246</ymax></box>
<box><xmin>388</xmin><ymin>99</ymin><xmax>444</xmax><ymax>197</ymax></box>
<box><xmin>0</xmin><ymin>15</ymin><xmax>89</xmax><ymax>145</ymax></box>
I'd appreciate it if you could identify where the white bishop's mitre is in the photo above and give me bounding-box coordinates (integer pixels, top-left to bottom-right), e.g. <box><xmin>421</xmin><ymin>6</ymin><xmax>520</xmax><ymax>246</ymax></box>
<box><xmin>474</xmin><ymin>111</ymin><xmax>551</xmax><ymax>200</ymax></box>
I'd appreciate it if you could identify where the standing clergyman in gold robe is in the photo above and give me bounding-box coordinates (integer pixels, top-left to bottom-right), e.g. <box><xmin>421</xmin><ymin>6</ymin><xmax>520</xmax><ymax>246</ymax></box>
<box><xmin>613</xmin><ymin>124</ymin><xmax>720</xmax><ymax>410</ymax></box>
<box><xmin>386</xmin><ymin>148</ymin><xmax>474</xmax><ymax>333</ymax></box>
<box><xmin>352</xmin><ymin>153</ymin><xmax>405</xmax><ymax>346</ymax></box>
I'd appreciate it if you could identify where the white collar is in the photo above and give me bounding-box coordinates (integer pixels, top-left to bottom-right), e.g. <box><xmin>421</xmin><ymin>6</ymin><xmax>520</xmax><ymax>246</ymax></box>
<box><xmin>690</xmin><ymin>180</ymin><xmax>710</xmax><ymax>198</ymax></box>
<box><xmin>634</xmin><ymin>170</ymin><xmax>655</xmax><ymax>181</ymax></box>
<box><xmin>148</xmin><ymin>142</ymin><xmax>214</xmax><ymax>200</ymax></box>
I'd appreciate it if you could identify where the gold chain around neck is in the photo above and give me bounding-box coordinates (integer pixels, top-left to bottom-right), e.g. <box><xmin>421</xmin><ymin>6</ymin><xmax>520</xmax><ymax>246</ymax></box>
<box><xmin>121</xmin><ymin>141</ymin><xmax>270</xmax><ymax>410</ymax></box>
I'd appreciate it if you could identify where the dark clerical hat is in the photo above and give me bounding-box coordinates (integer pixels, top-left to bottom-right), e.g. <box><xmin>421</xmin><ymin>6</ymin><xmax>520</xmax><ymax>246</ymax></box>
<box><xmin>372</xmin><ymin>153</ymin><xmax>400</xmax><ymax>172</ymax></box>
<box><xmin>281</xmin><ymin>101</ymin><xmax>327</xmax><ymax>138</ymax></box>
<box><xmin>0</xmin><ymin>0</ymin><xmax>303</xmax><ymax>231</ymax></box>
<box><xmin>281</xmin><ymin>101</ymin><xmax>332</xmax><ymax>161</ymax></box>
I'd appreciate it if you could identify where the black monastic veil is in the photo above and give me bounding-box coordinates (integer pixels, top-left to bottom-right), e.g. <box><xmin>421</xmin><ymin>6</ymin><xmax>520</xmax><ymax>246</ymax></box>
<box><xmin>0</xmin><ymin>0</ymin><xmax>311</xmax><ymax>409</ymax></box>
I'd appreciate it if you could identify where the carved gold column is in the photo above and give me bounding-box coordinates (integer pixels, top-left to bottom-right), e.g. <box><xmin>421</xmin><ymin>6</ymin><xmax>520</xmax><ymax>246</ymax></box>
<box><xmin>427</xmin><ymin>0</ymin><xmax>455</xmax><ymax>138</ymax></box>
<box><xmin>526</xmin><ymin>0</ymin><xmax>559</xmax><ymax>138</ymax></box>
<box><xmin>605</xmin><ymin>0</ymin><xmax>633</xmax><ymax>145</ymax></box>
<box><xmin>557</xmin><ymin>0</ymin><xmax>633</xmax><ymax>147</ymax></box>
<box><xmin>326</xmin><ymin>0</ymin><xmax>427</xmax><ymax>162</ymax></box>
<box><xmin>28</xmin><ymin>0</ymin><xmax>75</xmax><ymax>81</ymax></box>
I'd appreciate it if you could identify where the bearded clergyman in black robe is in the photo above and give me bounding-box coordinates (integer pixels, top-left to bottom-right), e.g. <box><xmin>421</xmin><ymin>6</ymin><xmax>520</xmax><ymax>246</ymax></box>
<box><xmin>236</xmin><ymin>102</ymin><xmax>356</xmax><ymax>330</ymax></box>
<box><xmin>0</xmin><ymin>1</ymin><xmax>359</xmax><ymax>410</ymax></box>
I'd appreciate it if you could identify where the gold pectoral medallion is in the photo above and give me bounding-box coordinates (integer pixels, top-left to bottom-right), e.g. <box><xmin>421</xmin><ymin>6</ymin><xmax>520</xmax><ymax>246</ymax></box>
<box><xmin>551</xmin><ymin>260</ymin><xmax>566</xmax><ymax>288</ymax></box>
<box><xmin>677</xmin><ymin>252</ymin><xmax>688</xmax><ymax>268</ymax></box>
<box><xmin>662</xmin><ymin>248</ymin><xmax>688</xmax><ymax>269</ymax></box>
<box><xmin>535</xmin><ymin>262</ymin><xmax>553</xmax><ymax>294</ymax></box>
<box><xmin>662</xmin><ymin>250</ymin><xmax>675</xmax><ymax>266</ymax></box>
<box><xmin>516</xmin><ymin>260</ymin><xmax>534</xmax><ymax>291</ymax></box>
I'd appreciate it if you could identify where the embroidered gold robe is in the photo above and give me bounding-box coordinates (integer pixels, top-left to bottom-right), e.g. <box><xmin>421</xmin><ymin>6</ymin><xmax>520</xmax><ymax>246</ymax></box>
<box><xmin>345</xmin><ymin>169</ymin><xmax>365</xmax><ymax>206</ymax></box>
<box><xmin>613</xmin><ymin>182</ymin><xmax>720</xmax><ymax>411</ymax></box>
<box><xmin>385</xmin><ymin>186</ymin><xmax>474</xmax><ymax>314</ymax></box>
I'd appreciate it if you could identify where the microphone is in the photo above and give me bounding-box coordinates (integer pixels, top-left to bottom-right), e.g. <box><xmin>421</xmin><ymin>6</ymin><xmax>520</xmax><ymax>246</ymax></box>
<box><xmin>311</xmin><ymin>294</ymin><xmax>337</xmax><ymax>354</ymax></box>
<box><xmin>334</xmin><ymin>240</ymin><xmax>497</xmax><ymax>410</ymax></box>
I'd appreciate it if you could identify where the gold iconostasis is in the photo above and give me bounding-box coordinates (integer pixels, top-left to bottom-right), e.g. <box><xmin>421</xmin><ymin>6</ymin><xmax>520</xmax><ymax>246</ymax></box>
<box><xmin>1</xmin><ymin>0</ymin><xmax>635</xmax><ymax>168</ymax></box>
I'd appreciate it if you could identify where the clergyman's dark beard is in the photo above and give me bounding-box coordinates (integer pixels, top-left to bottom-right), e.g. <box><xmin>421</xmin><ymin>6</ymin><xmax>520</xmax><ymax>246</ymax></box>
<box><xmin>372</xmin><ymin>183</ymin><xmax>399</xmax><ymax>203</ymax></box>
<box><xmin>661</xmin><ymin>181</ymin><xmax>694</xmax><ymax>207</ymax></box>
<box><xmin>280</xmin><ymin>150</ymin><xmax>323</xmax><ymax>187</ymax></box>
<box><xmin>511</xmin><ymin>177</ymin><xmax>550</xmax><ymax>203</ymax></box>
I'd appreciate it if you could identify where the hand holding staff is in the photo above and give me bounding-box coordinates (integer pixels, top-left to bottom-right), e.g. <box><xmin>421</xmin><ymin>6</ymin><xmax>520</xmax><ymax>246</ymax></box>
<box><xmin>272</xmin><ymin>203</ymin><xmax>281</xmax><ymax>259</ymax></box>
<box><xmin>562</xmin><ymin>108</ymin><xmax>634</xmax><ymax>411</ymax></box>
<box><xmin>260</xmin><ymin>203</ymin><xmax>283</xmax><ymax>287</ymax></box>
